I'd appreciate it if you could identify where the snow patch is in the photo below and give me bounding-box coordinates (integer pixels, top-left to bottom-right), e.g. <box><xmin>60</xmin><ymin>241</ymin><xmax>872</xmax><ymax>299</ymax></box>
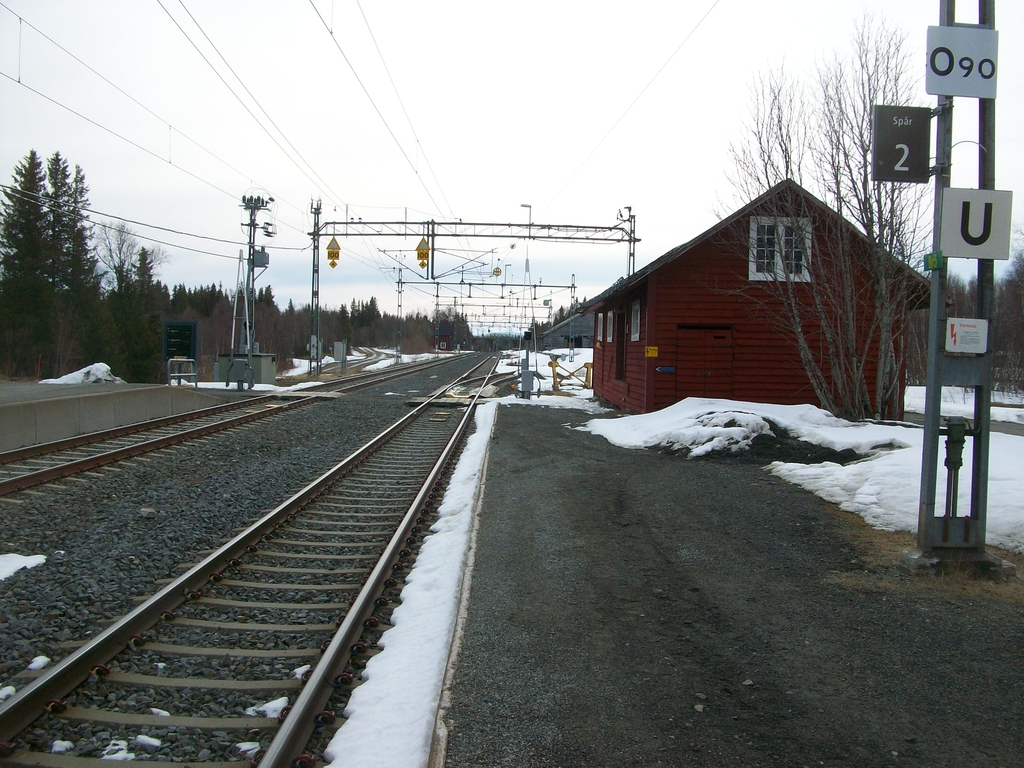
<box><xmin>0</xmin><ymin>554</ymin><xmax>46</xmax><ymax>582</ymax></box>
<box><xmin>245</xmin><ymin>697</ymin><xmax>289</xmax><ymax>718</ymax></box>
<box><xmin>100</xmin><ymin>741</ymin><xmax>134</xmax><ymax>760</ymax></box>
<box><xmin>39</xmin><ymin>363</ymin><xmax>124</xmax><ymax>385</ymax></box>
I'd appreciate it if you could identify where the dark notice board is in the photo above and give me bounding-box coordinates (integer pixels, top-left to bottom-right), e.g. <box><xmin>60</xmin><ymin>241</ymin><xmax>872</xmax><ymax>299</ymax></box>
<box><xmin>163</xmin><ymin>320</ymin><xmax>198</xmax><ymax>360</ymax></box>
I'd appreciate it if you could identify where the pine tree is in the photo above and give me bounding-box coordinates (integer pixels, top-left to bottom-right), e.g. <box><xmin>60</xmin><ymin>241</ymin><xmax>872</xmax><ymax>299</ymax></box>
<box><xmin>44</xmin><ymin>152</ymin><xmax>106</xmax><ymax>372</ymax></box>
<box><xmin>0</xmin><ymin>150</ymin><xmax>108</xmax><ymax>377</ymax></box>
<box><xmin>0</xmin><ymin>150</ymin><xmax>52</xmax><ymax>377</ymax></box>
<box><xmin>129</xmin><ymin>247</ymin><xmax>163</xmax><ymax>382</ymax></box>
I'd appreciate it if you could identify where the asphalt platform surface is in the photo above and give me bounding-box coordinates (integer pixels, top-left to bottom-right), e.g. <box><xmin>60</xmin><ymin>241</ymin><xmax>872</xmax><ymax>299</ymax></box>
<box><xmin>440</xmin><ymin>402</ymin><xmax>1024</xmax><ymax>768</ymax></box>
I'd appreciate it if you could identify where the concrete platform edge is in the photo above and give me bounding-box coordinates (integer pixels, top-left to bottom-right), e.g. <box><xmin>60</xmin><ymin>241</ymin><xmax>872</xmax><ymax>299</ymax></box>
<box><xmin>0</xmin><ymin>386</ymin><xmax>227</xmax><ymax>451</ymax></box>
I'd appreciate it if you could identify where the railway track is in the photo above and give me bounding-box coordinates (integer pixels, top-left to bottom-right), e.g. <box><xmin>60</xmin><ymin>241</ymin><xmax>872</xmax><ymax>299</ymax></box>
<box><xmin>0</xmin><ymin>354</ymin><xmax>472</xmax><ymax>498</ymax></box>
<box><xmin>0</xmin><ymin>355</ymin><xmax>497</xmax><ymax>768</ymax></box>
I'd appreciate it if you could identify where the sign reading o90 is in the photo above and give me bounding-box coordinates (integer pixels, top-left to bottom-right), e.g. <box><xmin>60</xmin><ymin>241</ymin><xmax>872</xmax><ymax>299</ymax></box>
<box><xmin>926</xmin><ymin>26</ymin><xmax>998</xmax><ymax>99</ymax></box>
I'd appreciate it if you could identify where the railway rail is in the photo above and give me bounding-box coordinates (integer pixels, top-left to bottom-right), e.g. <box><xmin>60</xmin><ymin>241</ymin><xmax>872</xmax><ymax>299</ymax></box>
<box><xmin>0</xmin><ymin>355</ymin><xmax>497</xmax><ymax>768</ymax></box>
<box><xmin>0</xmin><ymin>354</ymin><xmax>472</xmax><ymax>498</ymax></box>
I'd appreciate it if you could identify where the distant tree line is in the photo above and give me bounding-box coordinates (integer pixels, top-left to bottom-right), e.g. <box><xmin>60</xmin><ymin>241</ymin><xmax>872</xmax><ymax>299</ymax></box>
<box><xmin>0</xmin><ymin>150</ymin><xmax>474</xmax><ymax>383</ymax></box>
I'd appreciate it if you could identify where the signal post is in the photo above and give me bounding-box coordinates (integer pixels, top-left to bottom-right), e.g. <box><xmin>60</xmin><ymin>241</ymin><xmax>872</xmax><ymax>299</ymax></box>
<box><xmin>897</xmin><ymin>0</ymin><xmax>1014</xmax><ymax>578</ymax></box>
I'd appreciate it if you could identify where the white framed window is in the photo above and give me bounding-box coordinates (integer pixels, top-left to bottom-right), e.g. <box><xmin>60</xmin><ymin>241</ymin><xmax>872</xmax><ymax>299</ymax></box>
<box><xmin>596</xmin><ymin>312</ymin><xmax>604</xmax><ymax>342</ymax></box>
<box><xmin>748</xmin><ymin>216</ymin><xmax>811</xmax><ymax>282</ymax></box>
<box><xmin>630</xmin><ymin>300</ymin><xmax>641</xmax><ymax>341</ymax></box>
<box><xmin>606</xmin><ymin>311</ymin><xmax>614</xmax><ymax>343</ymax></box>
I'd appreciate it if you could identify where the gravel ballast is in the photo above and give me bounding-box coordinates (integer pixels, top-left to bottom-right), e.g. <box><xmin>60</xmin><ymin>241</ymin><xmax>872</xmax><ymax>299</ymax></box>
<box><xmin>0</xmin><ymin>357</ymin><xmax>480</xmax><ymax>732</ymax></box>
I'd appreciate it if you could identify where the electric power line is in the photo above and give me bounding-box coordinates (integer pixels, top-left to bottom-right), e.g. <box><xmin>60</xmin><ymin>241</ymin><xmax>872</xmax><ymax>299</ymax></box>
<box><xmin>0</xmin><ymin>1</ymin><xmax>314</xmax><ymax>236</ymax></box>
<box><xmin>305</xmin><ymin>0</ymin><xmax>446</xmax><ymax>218</ymax></box>
<box><xmin>354</xmin><ymin>0</ymin><xmax>456</xmax><ymax>220</ymax></box>
<box><xmin>0</xmin><ymin>2</ymin><xmax>288</xmax><ymax>208</ymax></box>
<box><xmin>156</xmin><ymin>0</ymin><xmax>346</xmax><ymax>210</ymax></box>
<box><xmin>0</xmin><ymin>70</ymin><xmax>239</xmax><ymax>201</ymax></box>
<box><xmin>0</xmin><ymin>183</ymin><xmax>308</xmax><ymax>264</ymax></box>
<box><xmin>0</xmin><ymin>71</ymin><xmax>302</xmax><ymax>241</ymax></box>
<box><xmin>541</xmin><ymin>0</ymin><xmax>723</xmax><ymax>217</ymax></box>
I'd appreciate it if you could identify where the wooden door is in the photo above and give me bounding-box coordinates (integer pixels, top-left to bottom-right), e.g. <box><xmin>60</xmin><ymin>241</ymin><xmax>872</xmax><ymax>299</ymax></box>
<box><xmin>675</xmin><ymin>328</ymin><xmax>733</xmax><ymax>399</ymax></box>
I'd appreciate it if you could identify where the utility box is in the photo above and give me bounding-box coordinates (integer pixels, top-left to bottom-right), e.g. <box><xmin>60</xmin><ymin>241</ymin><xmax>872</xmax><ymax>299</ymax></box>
<box><xmin>216</xmin><ymin>353</ymin><xmax>278</xmax><ymax>386</ymax></box>
<box><xmin>519</xmin><ymin>368</ymin><xmax>535</xmax><ymax>399</ymax></box>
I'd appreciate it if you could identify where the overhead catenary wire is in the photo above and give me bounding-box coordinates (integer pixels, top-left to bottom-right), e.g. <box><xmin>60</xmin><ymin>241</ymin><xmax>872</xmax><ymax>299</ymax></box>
<box><xmin>0</xmin><ymin>3</ymin><xmax>317</xmax><ymax>236</ymax></box>
<box><xmin>0</xmin><ymin>2</ymin><xmax>447</xmax><ymax>268</ymax></box>
<box><xmin>0</xmin><ymin>71</ymin><xmax>240</xmax><ymax>202</ymax></box>
<box><xmin>0</xmin><ymin>183</ymin><xmax>307</xmax><ymax>253</ymax></box>
<box><xmin>305</xmin><ymin>0</ymin><xmax>446</xmax><ymax>218</ymax></box>
<box><xmin>0</xmin><ymin>3</ymin><xmax>273</xmax><ymax>205</ymax></box>
<box><xmin>540</xmin><ymin>0</ymin><xmax>723</xmax><ymax>218</ymax></box>
<box><xmin>353</xmin><ymin>0</ymin><xmax>456</xmax><ymax>221</ymax></box>
<box><xmin>0</xmin><ymin>70</ymin><xmax>301</xmax><ymax>241</ymax></box>
<box><xmin>156</xmin><ymin>0</ymin><xmax>347</xmax><ymax>210</ymax></box>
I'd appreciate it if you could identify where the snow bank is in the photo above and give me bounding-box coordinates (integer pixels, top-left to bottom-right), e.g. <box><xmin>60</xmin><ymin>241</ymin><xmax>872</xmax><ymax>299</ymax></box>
<box><xmin>39</xmin><ymin>363</ymin><xmax>124</xmax><ymax>385</ymax></box>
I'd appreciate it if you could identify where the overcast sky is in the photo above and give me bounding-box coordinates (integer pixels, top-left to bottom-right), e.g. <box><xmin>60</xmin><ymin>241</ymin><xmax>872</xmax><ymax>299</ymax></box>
<box><xmin>2</xmin><ymin>1</ymin><xmax>1021</xmax><ymax>329</ymax></box>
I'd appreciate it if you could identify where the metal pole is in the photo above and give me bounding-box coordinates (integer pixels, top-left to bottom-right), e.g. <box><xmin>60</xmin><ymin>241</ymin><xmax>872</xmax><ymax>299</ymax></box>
<box><xmin>916</xmin><ymin>0</ymin><xmax>955</xmax><ymax>551</ymax></box>
<box><xmin>396</xmin><ymin>269</ymin><xmax>403</xmax><ymax>364</ymax></box>
<box><xmin>428</xmin><ymin>220</ymin><xmax>436</xmax><ymax>281</ymax></box>
<box><xmin>245</xmin><ymin>199</ymin><xmax>257</xmax><ymax>384</ymax></box>
<box><xmin>310</xmin><ymin>200</ymin><xmax>321</xmax><ymax>377</ymax></box>
<box><xmin>972</xmin><ymin>0</ymin><xmax>995</xmax><ymax>537</ymax></box>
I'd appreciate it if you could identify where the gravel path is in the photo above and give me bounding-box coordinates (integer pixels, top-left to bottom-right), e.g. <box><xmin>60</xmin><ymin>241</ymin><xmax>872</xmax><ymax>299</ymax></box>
<box><xmin>442</xmin><ymin>403</ymin><xmax>1024</xmax><ymax>768</ymax></box>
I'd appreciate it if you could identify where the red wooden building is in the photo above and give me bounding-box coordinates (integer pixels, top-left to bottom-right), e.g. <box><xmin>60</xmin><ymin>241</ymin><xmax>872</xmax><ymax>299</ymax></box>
<box><xmin>589</xmin><ymin>181</ymin><xmax>927</xmax><ymax>416</ymax></box>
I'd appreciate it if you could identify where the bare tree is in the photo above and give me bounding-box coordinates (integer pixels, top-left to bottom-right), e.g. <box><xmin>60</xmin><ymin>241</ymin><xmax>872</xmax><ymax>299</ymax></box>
<box><xmin>726</xmin><ymin>16</ymin><xmax>929</xmax><ymax>420</ymax></box>
<box><xmin>95</xmin><ymin>222</ymin><xmax>140</xmax><ymax>294</ymax></box>
<box><xmin>726</xmin><ymin>67</ymin><xmax>808</xmax><ymax>202</ymax></box>
<box><xmin>993</xmin><ymin>239</ymin><xmax>1024</xmax><ymax>395</ymax></box>
<box><xmin>813</xmin><ymin>17</ymin><xmax>930</xmax><ymax>418</ymax></box>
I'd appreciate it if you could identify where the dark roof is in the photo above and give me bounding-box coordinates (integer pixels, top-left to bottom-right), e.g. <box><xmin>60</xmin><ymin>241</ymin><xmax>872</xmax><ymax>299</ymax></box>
<box><xmin>583</xmin><ymin>179</ymin><xmax>928</xmax><ymax>308</ymax></box>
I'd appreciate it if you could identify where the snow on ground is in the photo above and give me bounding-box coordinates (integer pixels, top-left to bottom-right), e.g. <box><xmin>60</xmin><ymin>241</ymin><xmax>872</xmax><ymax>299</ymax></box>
<box><xmin>324</xmin><ymin>400</ymin><xmax>498</xmax><ymax>768</ymax></box>
<box><xmin>38</xmin><ymin>363</ymin><xmax>124</xmax><ymax>385</ymax></box>
<box><xmin>99</xmin><ymin>740</ymin><xmax>134</xmax><ymax>760</ymax></box>
<box><xmin>581</xmin><ymin>393</ymin><xmax>1024</xmax><ymax>554</ymax></box>
<box><xmin>0</xmin><ymin>554</ymin><xmax>46</xmax><ymax>582</ymax></box>
<box><xmin>243</xmin><ymin>697</ymin><xmax>288</xmax><ymax>718</ymax></box>
<box><xmin>279</xmin><ymin>356</ymin><xmax>339</xmax><ymax>377</ymax></box>
<box><xmin>365</xmin><ymin>351</ymin><xmax>442</xmax><ymax>371</ymax></box>
<box><xmin>905</xmin><ymin>385</ymin><xmax>1024</xmax><ymax>425</ymax></box>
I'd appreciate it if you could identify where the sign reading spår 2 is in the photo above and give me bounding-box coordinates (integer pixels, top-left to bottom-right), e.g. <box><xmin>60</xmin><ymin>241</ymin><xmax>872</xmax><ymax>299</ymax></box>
<box><xmin>926</xmin><ymin>26</ymin><xmax>998</xmax><ymax>99</ymax></box>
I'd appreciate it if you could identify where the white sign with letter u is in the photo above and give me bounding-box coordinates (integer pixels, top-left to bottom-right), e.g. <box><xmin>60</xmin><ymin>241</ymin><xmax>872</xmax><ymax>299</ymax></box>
<box><xmin>939</xmin><ymin>188</ymin><xmax>1013</xmax><ymax>260</ymax></box>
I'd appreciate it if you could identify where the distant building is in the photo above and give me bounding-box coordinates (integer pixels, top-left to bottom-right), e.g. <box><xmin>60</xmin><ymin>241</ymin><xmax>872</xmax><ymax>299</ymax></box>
<box><xmin>542</xmin><ymin>312</ymin><xmax>594</xmax><ymax>350</ymax></box>
<box><xmin>587</xmin><ymin>180</ymin><xmax>927</xmax><ymax>416</ymax></box>
<box><xmin>436</xmin><ymin>326</ymin><xmax>453</xmax><ymax>351</ymax></box>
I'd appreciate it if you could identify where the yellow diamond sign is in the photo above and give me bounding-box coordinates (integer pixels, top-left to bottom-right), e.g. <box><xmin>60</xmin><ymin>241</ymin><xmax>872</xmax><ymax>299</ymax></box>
<box><xmin>416</xmin><ymin>237</ymin><xmax>429</xmax><ymax>269</ymax></box>
<box><xmin>326</xmin><ymin>236</ymin><xmax>340</xmax><ymax>269</ymax></box>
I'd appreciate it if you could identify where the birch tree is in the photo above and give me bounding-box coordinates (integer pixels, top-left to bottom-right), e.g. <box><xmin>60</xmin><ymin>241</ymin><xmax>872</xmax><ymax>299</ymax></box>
<box><xmin>727</xmin><ymin>17</ymin><xmax>929</xmax><ymax>419</ymax></box>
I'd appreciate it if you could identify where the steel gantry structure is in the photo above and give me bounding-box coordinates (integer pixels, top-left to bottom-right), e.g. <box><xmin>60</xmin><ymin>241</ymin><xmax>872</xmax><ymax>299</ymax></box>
<box><xmin>312</xmin><ymin>213</ymin><xmax>638</xmax><ymax>278</ymax></box>
<box><xmin>307</xmin><ymin>211</ymin><xmax>639</xmax><ymax>358</ymax></box>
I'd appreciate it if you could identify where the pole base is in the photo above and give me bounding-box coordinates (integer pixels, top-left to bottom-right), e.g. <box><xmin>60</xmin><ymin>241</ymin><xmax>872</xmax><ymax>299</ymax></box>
<box><xmin>899</xmin><ymin>548</ymin><xmax>1016</xmax><ymax>581</ymax></box>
